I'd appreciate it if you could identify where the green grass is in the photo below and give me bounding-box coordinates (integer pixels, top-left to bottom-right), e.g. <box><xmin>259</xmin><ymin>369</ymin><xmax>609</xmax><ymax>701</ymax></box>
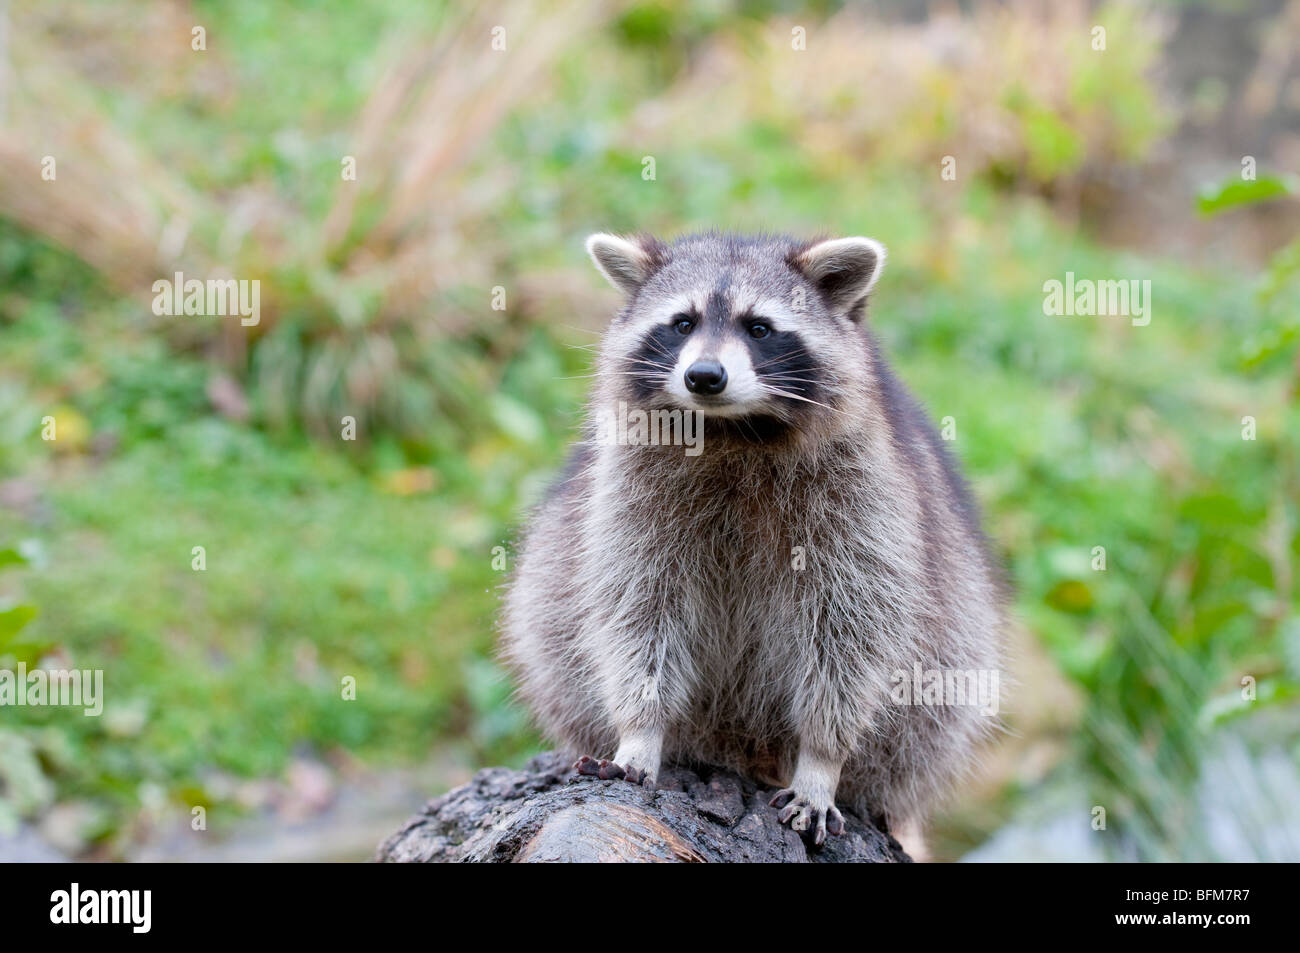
<box><xmin>0</xmin><ymin>235</ymin><xmax>587</xmax><ymax>847</ymax></box>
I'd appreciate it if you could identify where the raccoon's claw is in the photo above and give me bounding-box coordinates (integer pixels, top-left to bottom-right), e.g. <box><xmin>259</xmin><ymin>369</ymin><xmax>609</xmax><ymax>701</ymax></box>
<box><xmin>573</xmin><ymin>756</ymin><xmax>655</xmax><ymax>788</ymax></box>
<box><xmin>623</xmin><ymin>764</ymin><xmax>653</xmax><ymax>787</ymax></box>
<box><xmin>769</xmin><ymin>788</ymin><xmax>845</xmax><ymax>846</ymax></box>
<box><xmin>574</xmin><ymin>755</ymin><xmax>624</xmax><ymax>780</ymax></box>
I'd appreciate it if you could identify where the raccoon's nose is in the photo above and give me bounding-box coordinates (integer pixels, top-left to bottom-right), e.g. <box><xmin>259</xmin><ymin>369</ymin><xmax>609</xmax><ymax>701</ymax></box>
<box><xmin>684</xmin><ymin>360</ymin><xmax>728</xmax><ymax>396</ymax></box>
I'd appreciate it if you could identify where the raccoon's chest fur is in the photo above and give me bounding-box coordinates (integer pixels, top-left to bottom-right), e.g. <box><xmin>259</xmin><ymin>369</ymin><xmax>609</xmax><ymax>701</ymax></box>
<box><xmin>595</xmin><ymin>440</ymin><xmax>872</xmax><ymax>666</ymax></box>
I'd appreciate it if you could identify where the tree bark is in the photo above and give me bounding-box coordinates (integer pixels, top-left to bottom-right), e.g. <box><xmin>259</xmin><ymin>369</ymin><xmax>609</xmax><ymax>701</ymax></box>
<box><xmin>374</xmin><ymin>752</ymin><xmax>911</xmax><ymax>863</ymax></box>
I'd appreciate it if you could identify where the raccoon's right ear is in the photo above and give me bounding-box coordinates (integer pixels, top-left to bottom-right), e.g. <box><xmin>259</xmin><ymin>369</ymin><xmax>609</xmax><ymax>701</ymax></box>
<box><xmin>586</xmin><ymin>233</ymin><xmax>664</xmax><ymax>297</ymax></box>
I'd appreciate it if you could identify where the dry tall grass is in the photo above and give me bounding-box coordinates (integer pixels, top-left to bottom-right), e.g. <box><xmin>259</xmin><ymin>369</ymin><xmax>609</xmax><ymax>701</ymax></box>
<box><xmin>635</xmin><ymin>1</ymin><xmax>1170</xmax><ymax>196</ymax></box>
<box><xmin>0</xmin><ymin>0</ymin><xmax>609</xmax><ymax>437</ymax></box>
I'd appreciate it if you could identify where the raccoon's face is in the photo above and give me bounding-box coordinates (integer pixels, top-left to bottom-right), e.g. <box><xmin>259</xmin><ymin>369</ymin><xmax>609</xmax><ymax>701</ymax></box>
<box><xmin>587</xmin><ymin>232</ymin><xmax>885</xmax><ymax>437</ymax></box>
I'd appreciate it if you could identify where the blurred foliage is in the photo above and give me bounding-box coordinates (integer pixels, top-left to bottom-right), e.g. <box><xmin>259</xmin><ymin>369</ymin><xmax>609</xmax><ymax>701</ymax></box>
<box><xmin>1198</xmin><ymin>174</ymin><xmax>1298</xmax><ymax>216</ymax></box>
<box><xmin>0</xmin><ymin>0</ymin><xmax>1297</xmax><ymax>860</ymax></box>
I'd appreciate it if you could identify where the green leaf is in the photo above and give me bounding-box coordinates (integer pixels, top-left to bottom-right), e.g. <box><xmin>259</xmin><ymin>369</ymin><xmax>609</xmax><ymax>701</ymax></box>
<box><xmin>1197</xmin><ymin>175</ymin><xmax>1295</xmax><ymax>216</ymax></box>
<box><xmin>1045</xmin><ymin>579</ymin><xmax>1094</xmax><ymax>614</ymax></box>
<box><xmin>0</xmin><ymin>547</ymin><xmax>28</xmax><ymax>570</ymax></box>
<box><xmin>1240</xmin><ymin>317</ymin><xmax>1300</xmax><ymax>369</ymax></box>
<box><xmin>0</xmin><ymin>604</ymin><xmax>38</xmax><ymax>642</ymax></box>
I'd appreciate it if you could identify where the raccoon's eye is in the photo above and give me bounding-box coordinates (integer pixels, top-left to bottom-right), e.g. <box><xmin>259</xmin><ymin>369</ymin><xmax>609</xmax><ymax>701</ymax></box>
<box><xmin>673</xmin><ymin>316</ymin><xmax>695</xmax><ymax>335</ymax></box>
<box><xmin>747</xmin><ymin>322</ymin><xmax>771</xmax><ymax>339</ymax></box>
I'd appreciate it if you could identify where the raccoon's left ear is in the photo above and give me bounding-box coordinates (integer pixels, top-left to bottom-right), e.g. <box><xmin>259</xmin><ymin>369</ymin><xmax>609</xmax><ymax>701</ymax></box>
<box><xmin>586</xmin><ymin>233</ymin><xmax>665</xmax><ymax>297</ymax></box>
<box><xmin>791</xmin><ymin>237</ymin><xmax>886</xmax><ymax>318</ymax></box>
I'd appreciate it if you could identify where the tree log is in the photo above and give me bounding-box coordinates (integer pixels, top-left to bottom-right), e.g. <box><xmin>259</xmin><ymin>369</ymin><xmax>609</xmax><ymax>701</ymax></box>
<box><xmin>374</xmin><ymin>752</ymin><xmax>911</xmax><ymax>863</ymax></box>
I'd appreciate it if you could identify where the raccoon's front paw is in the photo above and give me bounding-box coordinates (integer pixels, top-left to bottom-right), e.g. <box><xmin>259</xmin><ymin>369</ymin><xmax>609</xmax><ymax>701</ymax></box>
<box><xmin>573</xmin><ymin>755</ymin><xmax>655</xmax><ymax>788</ymax></box>
<box><xmin>769</xmin><ymin>788</ymin><xmax>845</xmax><ymax>846</ymax></box>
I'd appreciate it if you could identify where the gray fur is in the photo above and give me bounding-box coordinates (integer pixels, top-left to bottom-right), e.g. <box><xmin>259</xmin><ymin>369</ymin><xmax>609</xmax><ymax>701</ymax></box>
<box><xmin>500</xmin><ymin>231</ymin><xmax>1006</xmax><ymax>845</ymax></box>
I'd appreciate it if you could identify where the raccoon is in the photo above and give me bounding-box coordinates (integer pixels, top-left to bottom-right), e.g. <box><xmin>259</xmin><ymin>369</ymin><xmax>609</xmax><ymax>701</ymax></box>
<box><xmin>500</xmin><ymin>231</ymin><xmax>1006</xmax><ymax>850</ymax></box>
